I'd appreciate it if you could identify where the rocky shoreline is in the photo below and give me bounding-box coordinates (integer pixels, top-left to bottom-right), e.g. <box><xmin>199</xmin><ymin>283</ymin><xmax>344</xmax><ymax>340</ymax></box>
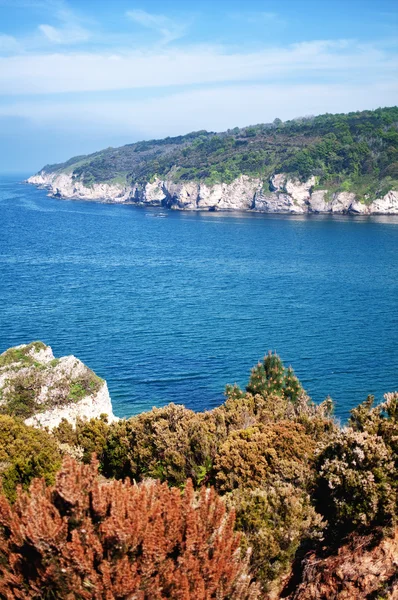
<box><xmin>27</xmin><ymin>171</ymin><xmax>398</xmax><ymax>215</ymax></box>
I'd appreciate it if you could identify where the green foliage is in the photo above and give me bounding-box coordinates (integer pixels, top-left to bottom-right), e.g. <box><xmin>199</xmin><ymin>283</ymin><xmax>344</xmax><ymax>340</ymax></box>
<box><xmin>315</xmin><ymin>423</ymin><xmax>397</xmax><ymax>535</ymax></box>
<box><xmin>41</xmin><ymin>107</ymin><xmax>398</xmax><ymax>193</ymax></box>
<box><xmin>67</xmin><ymin>370</ymin><xmax>103</xmax><ymax>403</ymax></box>
<box><xmin>0</xmin><ymin>370</ymin><xmax>43</xmax><ymax>419</ymax></box>
<box><xmin>53</xmin><ymin>414</ymin><xmax>110</xmax><ymax>463</ymax></box>
<box><xmin>246</xmin><ymin>351</ymin><xmax>303</xmax><ymax>403</ymax></box>
<box><xmin>228</xmin><ymin>482</ymin><xmax>324</xmax><ymax>588</ymax></box>
<box><xmin>102</xmin><ymin>403</ymin><xmax>218</xmax><ymax>487</ymax></box>
<box><xmin>0</xmin><ymin>415</ymin><xmax>62</xmax><ymax>501</ymax></box>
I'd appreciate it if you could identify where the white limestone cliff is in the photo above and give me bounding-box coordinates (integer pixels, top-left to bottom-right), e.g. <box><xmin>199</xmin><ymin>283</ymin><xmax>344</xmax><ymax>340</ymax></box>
<box><xmin>27</xmin><ymin>171</ymin><xmax>398</xmax><ymax>215</ymax></box>
<box><xmin>0</xmin><ymin>342</ymin><xmax>116</xmax><ymax>430</ymax></box>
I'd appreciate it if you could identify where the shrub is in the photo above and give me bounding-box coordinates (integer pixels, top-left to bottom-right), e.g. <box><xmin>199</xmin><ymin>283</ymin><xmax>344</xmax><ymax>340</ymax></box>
<box><xmin>315</xmin><ymin>428</ymin><xmax>396</xmax><ymax>534</ymax></box>
<box><xmin>0</xmin><ymin>415</ymin><xmax>62</xmax><ymax>501</ymax></box>
<box><xmin>53</xmin><ymin>415</ymin><xmax>110</xmax><ymax>464</ymax></box>
<box><xmin>228</xmin><ymin>482</ymin><xmax>324</xmax><ymax>588</ymax></box>
<box><xmin>213</xmin><ymin>422</ymin><xmax>315</xmax><ymax>493</ymax></box>
<box><xmin>102</xmin><ymin>404</ymin><xmax>219</xmax><ymax>487</ymax></box>
<box><xmin>0</xmin><ymin>457</ymin><xmax>259</xmax><ymax>600</ymax></box>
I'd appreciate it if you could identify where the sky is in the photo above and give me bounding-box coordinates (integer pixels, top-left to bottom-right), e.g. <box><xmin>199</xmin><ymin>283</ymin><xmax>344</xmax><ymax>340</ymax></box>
<box><xmin>0</xmin><ymin>0</ymin><xmax>397</xmax><ymax>172</ymax></box>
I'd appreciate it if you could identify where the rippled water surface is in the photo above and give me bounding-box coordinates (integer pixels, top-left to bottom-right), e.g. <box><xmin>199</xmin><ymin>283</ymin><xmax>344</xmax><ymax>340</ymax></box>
<box><xmin>1</xmin><ymin>174</ymin><xmax>397</xmax><ymax>420</ymax></box>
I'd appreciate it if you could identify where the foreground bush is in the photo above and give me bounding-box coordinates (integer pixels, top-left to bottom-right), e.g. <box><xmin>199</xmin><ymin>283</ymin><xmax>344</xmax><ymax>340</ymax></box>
<box><xmin>0</xmin><ymin>457</ymin><xmax>259</xmax><ymax>600</ymax></box>
<box><xmin>228</xmin><ymin>481</ymin><xmax>324</xmax><ymax>588</ymax></box>
<box><xmin>101</xmin><ymin>403</ymin><xmax>218</xmax><ymax>487</ymax></box>
<box><xmin>0</xmin><ymin>415</ymin><xmax>62</xmax><ymax>502</ymax></box>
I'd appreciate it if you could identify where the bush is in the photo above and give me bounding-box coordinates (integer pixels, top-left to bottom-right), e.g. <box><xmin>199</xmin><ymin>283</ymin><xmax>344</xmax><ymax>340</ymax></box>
<box><xmin>102</xmin><ymin>403</ymin><xmax>218</xmax><ymax>487</ymax></box>
<box><xmin>53</xmin><ymin>415</ymin><xmax>110</xmax><ymax>464</ymax></box>
<box><xmin>213</xmin><ymin>422</ymin><xmax>315</xmax><ymax>493</ymax></box>
<box><xmin>0</xmin><ymin>415</ymin><xmax>62</xmax><ymax>501</ymax></box>
<box><xmin>315</xmin><ymin>428</ymin><xmax>396</xmax><ymax>534</ymax></box>
<box><xmin>0</xmin><ymin>457</ymin><xmax>260</xmax><ymax>600</ymax></box>
<box><xmin>228</xmin><ymin>482</ymin><xmax>324</xmax><ymax>588</ymax></box>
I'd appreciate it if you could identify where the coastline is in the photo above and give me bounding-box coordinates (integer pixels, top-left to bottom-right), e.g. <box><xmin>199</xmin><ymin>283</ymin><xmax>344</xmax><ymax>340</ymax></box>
<box><xmin>26</xmin><ymin>171</ymin><xmax>398</xmax><ymax>216</ymax></box>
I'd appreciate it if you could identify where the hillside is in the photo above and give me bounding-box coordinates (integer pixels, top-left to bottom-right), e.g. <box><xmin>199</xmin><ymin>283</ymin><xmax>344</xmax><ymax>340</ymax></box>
<box><xmin>0</xmin><ymin>345</ymin><xmax>397</xmax><ymax>598</ymax></box>
<box><xmin>33</xmin><ymin>107</ymin><xmax>398</xmax><ymax>198</ymax></box>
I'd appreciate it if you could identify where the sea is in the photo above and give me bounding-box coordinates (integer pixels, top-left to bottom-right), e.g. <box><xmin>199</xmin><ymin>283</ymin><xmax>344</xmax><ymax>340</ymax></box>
<box><xmin>1</xmin><ymin>174</ymin><xmax>397</xmax><ymax>421</ymax></box>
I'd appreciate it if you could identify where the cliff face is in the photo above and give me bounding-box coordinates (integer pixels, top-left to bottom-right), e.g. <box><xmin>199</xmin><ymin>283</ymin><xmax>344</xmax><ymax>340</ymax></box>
<box><xmin>27</xmin><ymin>171</ymin><xmax>398</xmax><ymax>215</ymax></box>
<box><xmin>0</xmin><ymin>342</ymin><xmax>116</xmax><ymax>429</ymax></box>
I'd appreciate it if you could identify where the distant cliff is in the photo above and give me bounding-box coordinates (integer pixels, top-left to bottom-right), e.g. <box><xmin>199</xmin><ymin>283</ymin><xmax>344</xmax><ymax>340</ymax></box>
<box><xmin>27</xmin><ymin>106</ymin><xmax>398</xmax><ymax>214</ymax></box>
<box><xmin>28</xmin><ymin>169</ymin><xmax>398</xmax><ymax>214</ymax></box>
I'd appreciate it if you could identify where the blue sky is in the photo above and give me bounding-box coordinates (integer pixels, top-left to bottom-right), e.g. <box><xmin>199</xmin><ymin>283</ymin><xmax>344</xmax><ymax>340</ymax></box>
<box><xmin>0</xmin><ymin>0</ymin><xmax>397</xmax><ymax>172</ymax></box>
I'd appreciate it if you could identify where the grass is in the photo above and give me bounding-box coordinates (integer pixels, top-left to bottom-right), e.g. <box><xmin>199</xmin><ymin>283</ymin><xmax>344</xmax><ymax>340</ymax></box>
<box><xmin>0</xmin><ymin>342</ymin><xmax>47</xmax><ymax>369</ymax></box>
<box><xmin>68</xmin><ymin>371</ymin><xmax>103</xmax><ymax>403</ymax></box>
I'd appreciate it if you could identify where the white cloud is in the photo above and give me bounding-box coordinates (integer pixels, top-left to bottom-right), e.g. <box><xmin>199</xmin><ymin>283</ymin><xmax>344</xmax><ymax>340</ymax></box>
<box><xmin>38</xmin><ymin>4</ymin><xmax>92</xmax><ymax>45</ymax></box>
<box><xmin>126</xmin><ymin>9</ymin><xmax>187</xmax><ymax>44</ymax></box>
<box><xmin>38</xmin><ymin>23</ymin><xmax>91</xmax><ymax>44</ymax></box>
<box><xmin>1</xmin><ymin>81</ymin><xmax>397</xmax><ymax>138</ymax></box>
<box><xmin>0</xmin><ymin>40</ymin><xmax>395</xmax><ymax>95</ymax></box>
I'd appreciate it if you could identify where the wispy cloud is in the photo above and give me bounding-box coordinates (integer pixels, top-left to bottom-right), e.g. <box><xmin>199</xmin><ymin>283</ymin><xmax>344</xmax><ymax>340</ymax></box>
<box><xmin>0</xmin><ymin>39</ymin><xmax>395</xmax><ymax>95</ymax></box>
<box><xmin>126</xmin><ymin>9</ymin><xmax>188</xmax><ymax>44</ymax></box>
<box><xmin>2</xmin><ymin>81</ymin><xmax>397</xmax><ymax>139</ymax></box>
<box><xmin>38</xmin><ymin>5</ymin><xmax>92</xmax><ymax>45</ymax></box>
<box><xmin>38</xmin><ymin>22</ymin><xmax>90</xmax><ymax>44</ymax></box>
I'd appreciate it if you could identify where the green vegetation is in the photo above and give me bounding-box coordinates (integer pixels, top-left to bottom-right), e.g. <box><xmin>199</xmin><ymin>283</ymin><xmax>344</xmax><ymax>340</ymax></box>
<box><xmin>1</xmin><ymin>349</ymin><xmax>397</xmax><ymax>595</ymax></box>
<box><xmin>41</xmin><ymin>107</ymin><xmax>398</xmax><ymax>198</ymax></box>
<box><xmin>0</xmin><ymin>415</ymin><xmax>62</xmax><ymax>501</ymax></box>
<box><xmin>67</xmin><ymin>369</ymin><xmax>103</xmax><ymax>403</ymax></box>
<box><xmin>0</xmin><ymin>341</ymin><xmax>46</xmax><ymax>369</ymax></box>
<box><xmin>316</xmin><ymin>393</ymin><xmax>398</xmax><ymax>537</ymax></box>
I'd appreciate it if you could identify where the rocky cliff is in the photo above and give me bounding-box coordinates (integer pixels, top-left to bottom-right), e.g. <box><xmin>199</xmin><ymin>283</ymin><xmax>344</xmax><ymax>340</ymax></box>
<box><xmin>0</xmin><ymin>341</ymin><xmax>116</xmax><ymax>429</ymax></box>
<box><xmin>27</xmin><ymin>170</ymin><xmax>398</xmax><ymax>215</ymax></box>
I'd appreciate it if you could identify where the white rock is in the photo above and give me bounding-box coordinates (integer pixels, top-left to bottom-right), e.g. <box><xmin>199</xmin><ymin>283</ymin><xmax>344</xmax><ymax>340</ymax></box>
<box><xmin>370</xmin><ymin>190</ymin><xmax>398</xmax><ymax>214</ymax></box>
<box><xmin>285</xmin><ymin>176</ymin><xmax>316</xmax><ymax>203</ymax></box>
<box><xmin>27</xmin><ymin>171</ymin><xmax>131</xmax><ymax>203</ymax></box>
<box><xmin>143</xmin><ymin>179</ymin><xmax>168</xmax><ymax>206</ymax></box>
<box><xmin>349</xmin><ymin>200</ymin><xmax>370</xmax><ymax>214</ymax></box>
<box><xmin>0</xmin><ymin>342</ymin><xmax>117</xmax><ymax>430</ymax></box>
<box><xmin>308</xmin><ymin>190</ymin><xmax>331</xmax><ymax>213</ymax></box>
<box><xmin>25</xmin><ymin>381</ymin><xmax>114</xmax><ymax>430</ymax></box>
<box><xmin>165</xmin><ymin>181</ymin><xmax>199</xmax><ymax>209</ymax></box>
<box><xmin>254</xmin><ymin>191</ymin><xmax>306</xmax><ymax>213</ymax></box>
<box><xmin>27</xmin><ymin>171</ymin><xmax>398</xmax><ymax>215</ymax></box>
<box><xmin>331</xmin><ymin>192</ymin><xmax>356</xmax><ymax>213</ymax></box>
<box><xmin>270</xmin><ymin>173</ymin><xmax>287</xmax><ymax>192</ymax></box>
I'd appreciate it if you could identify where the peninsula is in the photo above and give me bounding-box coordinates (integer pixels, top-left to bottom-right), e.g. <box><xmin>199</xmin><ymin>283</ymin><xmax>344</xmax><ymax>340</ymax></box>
<box><xmin>28</xmin><ymin>106</ymin><xmax>398</xmax><ymax>215</ymax></box>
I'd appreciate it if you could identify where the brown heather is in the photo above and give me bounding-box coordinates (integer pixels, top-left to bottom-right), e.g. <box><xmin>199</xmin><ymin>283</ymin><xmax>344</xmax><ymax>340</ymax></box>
<box><xmin>0</xmin><ymin>457</ymin><xmax>260</xmax><ymax>600</ymax></box>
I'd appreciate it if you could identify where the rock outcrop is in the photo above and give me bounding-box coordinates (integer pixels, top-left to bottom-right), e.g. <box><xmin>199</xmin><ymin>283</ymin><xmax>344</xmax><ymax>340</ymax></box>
<box><xmin>27</xmin><ymin>171</ymin><xmax>398</xmax><ymax>215</ymax></box>
<box><xmin>0</xmin><ymin>342</ymin><xmax>116</xmax><ymax>429</ymax></box>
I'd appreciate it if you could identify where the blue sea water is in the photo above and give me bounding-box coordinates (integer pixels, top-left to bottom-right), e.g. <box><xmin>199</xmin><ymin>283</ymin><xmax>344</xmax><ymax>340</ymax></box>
<box><xmin>0</xmin><ymin>174</ymin><xmax>397</xmax><ymax>421</ymax></box>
